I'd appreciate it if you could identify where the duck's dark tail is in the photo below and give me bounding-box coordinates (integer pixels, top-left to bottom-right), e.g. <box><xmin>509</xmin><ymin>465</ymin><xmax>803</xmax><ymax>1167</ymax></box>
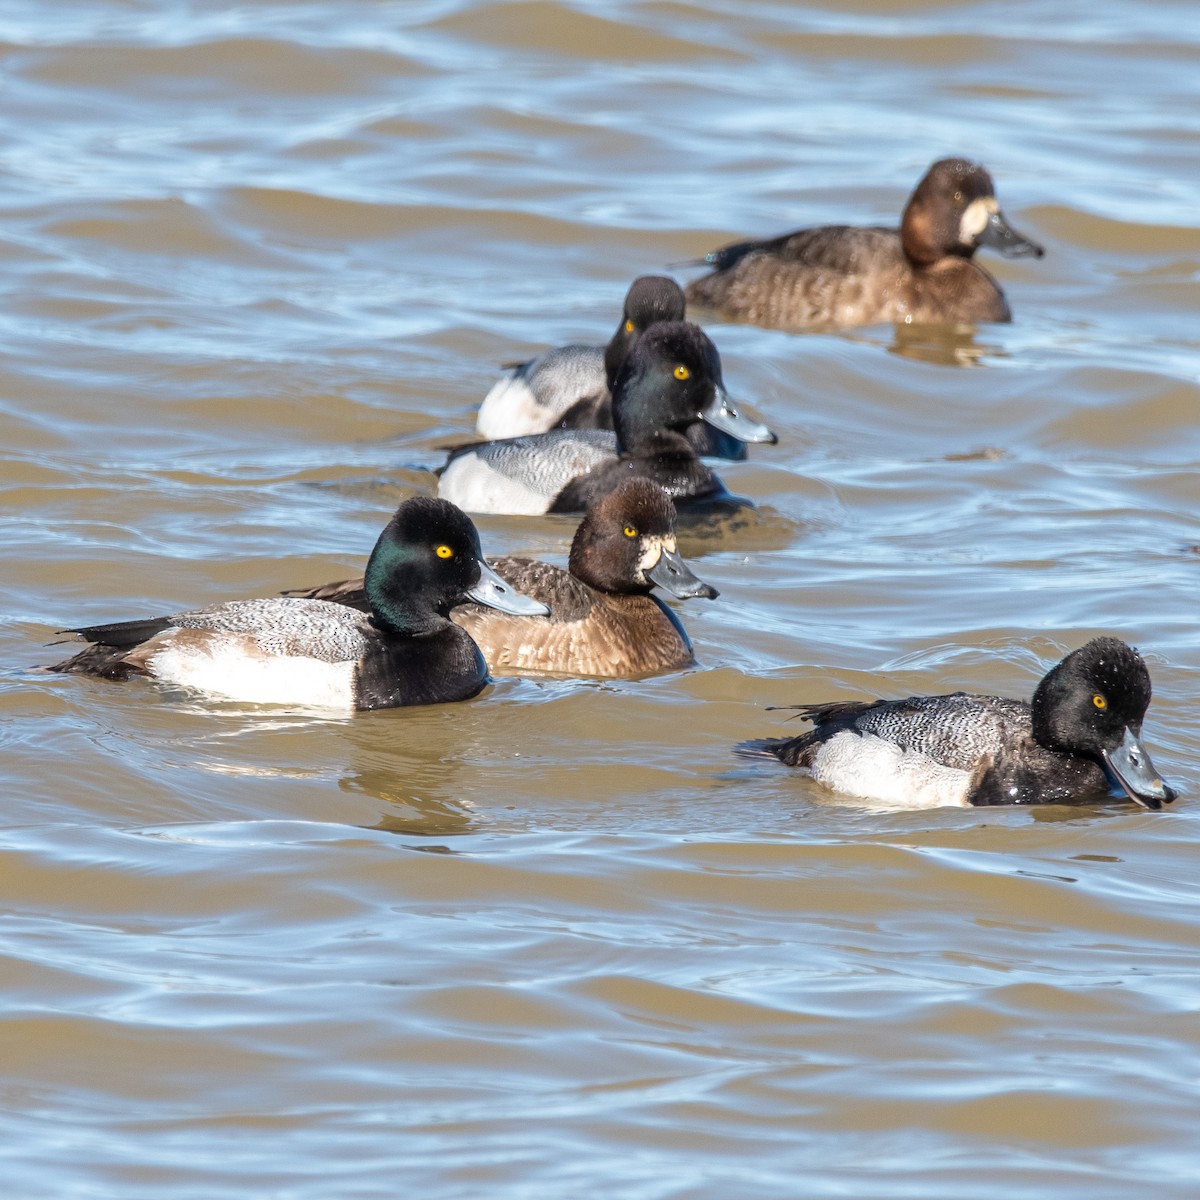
<box><xmin>64</xmin><ymin>616</ymin><xmax>173</xmax><ymax>648</ymax></box>
<box><xmin>733</xmin><ymin>737</ymin><xmax>790</xmax><ymax>761</ymax></box>
<box><xmin>43</xmin><ymin>615</ymin><xmax>173</xmax><ymax>678</ymax></box>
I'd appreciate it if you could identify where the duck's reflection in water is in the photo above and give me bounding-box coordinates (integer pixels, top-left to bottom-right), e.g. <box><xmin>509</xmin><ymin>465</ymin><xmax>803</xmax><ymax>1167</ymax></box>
<box><xmin>337</xmin><ymin>738</ymin><xmax>481</xmax><ymax>842</ymax></box>
<box><xmin>887</xmin><ymin>322</ymin><xmax>1004</xmax><ymax>368</ymax></box>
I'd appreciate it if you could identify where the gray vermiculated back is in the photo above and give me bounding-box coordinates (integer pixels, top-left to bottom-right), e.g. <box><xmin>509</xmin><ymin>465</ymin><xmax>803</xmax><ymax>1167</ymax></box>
<box><xmin>171</xmin><ymin>599</ymin><xmax>373</xmax><ymax>663</ymax></box>
<box><xmin>844</xmin><ymin>693</ymin><xmax>1032</xmax><ymax>771</ymax></box>
<box><xmin>472</xmin><ymin>428</ymin><xmax>617</xmax><ymax>493</ymax></box>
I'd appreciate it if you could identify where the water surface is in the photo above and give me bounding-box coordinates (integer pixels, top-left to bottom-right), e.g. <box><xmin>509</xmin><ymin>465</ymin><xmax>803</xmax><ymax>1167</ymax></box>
<box><xmin>2</xmin><ymin>1</ymin><xmax>1200</xmax><ymax>1196</ymax></box>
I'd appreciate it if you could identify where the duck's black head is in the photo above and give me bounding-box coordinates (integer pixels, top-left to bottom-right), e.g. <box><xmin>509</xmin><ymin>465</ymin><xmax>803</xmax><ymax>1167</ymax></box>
<box><xmin>610</xmin><ymin>321</ymin><xmax>775</xmax><ymax>453</ymax></box>
<box><xmin>1031</xmin><ymin>637</ymin><xmax>1175</xmax><ymax>809</ymax></box>
<box><xmin>364</xmin><ymin>496</ymin><xmax>547</xmax><ymax>635</ymax></box>
<box><xmin>902</xmin><ymin>158</ymin><xmax>1044</xmax><ymax>266</ymax></box>
<box><xmin>568</xmin><ymin>478</ymin><xmax>718</xmax><ymax>600</ymax></box>
<box><xmin>603</xmin><ymin>275</ymin><xmax>686</xmax><ymax>388</ymax></box>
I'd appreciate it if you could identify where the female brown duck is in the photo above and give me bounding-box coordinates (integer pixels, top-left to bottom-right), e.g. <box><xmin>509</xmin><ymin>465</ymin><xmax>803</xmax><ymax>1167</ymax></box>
<box><xmin>685</xmin><ymin>158</ymin><xmax>1044</xmax><ymax>329</ymax></box>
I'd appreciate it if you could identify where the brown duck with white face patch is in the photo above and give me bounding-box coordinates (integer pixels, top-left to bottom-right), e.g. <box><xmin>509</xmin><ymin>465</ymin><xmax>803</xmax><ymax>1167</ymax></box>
<box><xmin>287</xmin><ymin>480</ymin><xmax>718</xmax><ymax>679</ymax></box>
<box><xmin>685</xmin><ymin>158</ymin><xmax>1044</xmax><ymax>329</ymax></box>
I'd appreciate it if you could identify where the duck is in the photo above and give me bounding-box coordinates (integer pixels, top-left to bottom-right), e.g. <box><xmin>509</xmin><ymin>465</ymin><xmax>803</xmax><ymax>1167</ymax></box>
<box><xmin>685</xmin><ymin>158</ymin><xmax>1044</xmax><ymax>329</ymax></box>
<box><xmin>45</xmin><ymin>497</ymin><xmax>548</xmax><ymax>711</ymax></box>
<box><xmin>738</xmin><ymin>638</ymin><xmax>1176</xmax><ymax>810</ymax></box>
<box><xmin>285</xmin><ymin>479</ymin><xmax>717</xmax><ymax>678</ymax></box>
<box><xmin>476</xmin><ymin>275</ymin><xmax>744</xmax><ymax>460</ymax></box>
<box><xmin>438</xmin><ymin>321</ymin><xmax>776</xmax><ymax>516</ymax></box>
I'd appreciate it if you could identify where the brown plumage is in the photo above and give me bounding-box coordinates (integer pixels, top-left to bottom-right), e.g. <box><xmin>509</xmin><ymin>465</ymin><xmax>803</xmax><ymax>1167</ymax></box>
<box><xmin>453</xmin><ymin>556</ymin><xmax>693</xmax><ymax>677</ymax></box>
<box><xmin>285</xmin><ymin>480</ymin><xmax>719</xmax><ymax>679</ymax></box>
<box><xmin>685</xmin><ymin>158</ymin><xmax>1044</xmax><ymax>329</ymax></box>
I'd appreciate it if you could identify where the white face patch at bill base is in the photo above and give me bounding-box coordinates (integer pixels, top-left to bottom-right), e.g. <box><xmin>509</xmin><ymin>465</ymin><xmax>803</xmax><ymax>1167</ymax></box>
<box><xmin>959</xmin><ymin>196</ymin><xmax>998</xmax><ymax>242</ymax></box>
<box><xmin>637</xmin><ymin>534</ymin><xmax>674</xmax><ymax>576</ymax></box>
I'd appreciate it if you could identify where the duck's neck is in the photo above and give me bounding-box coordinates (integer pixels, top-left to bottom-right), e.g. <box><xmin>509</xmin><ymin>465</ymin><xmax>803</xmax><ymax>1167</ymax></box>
<box><xmin>615</xmin><ymin>421</ymin><xmax>697</xmax><ymax>459</ymax></box>
<box><xmin>610</xmin><ymin>359</ymin><xmax>659</xmax><ymax>451</ymax></box>
<box><xmin>603</xmin><ymin>332</ymin><xmax>629</xmax><ymax>391</ymax></box>
<box><xmin>1029</xmin><ymin>668</ymin><xmax>1069</xmax><ymax>752</ymax></box>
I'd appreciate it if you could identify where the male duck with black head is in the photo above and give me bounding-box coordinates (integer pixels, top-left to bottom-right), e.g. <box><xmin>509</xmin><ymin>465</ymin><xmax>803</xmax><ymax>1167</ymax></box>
<box><xmin>439</xmin><ymin>321</ymin><xmax>776</xmax><ymax>517</ymax></box>
<box><xmin>288</xmin><ymin>480</ymin><xmax>717</xmax><ymax>679</ymax></box>
<box><xmin>46</xmin><ymin>497</ymin><xmax>547</xmax><ymax>711</ymax></box>
<box><xmin>475</xmin><ymin>275</ymin><xmax>744</xmax><ymax>460</ymax></box>
<box><xmin>740</xmin><ymin>638</ymin><xmax>1176</xmax><ymax>810</ymax></box>
<box><xmin>686</xmin><ymin>158</ymin><xmax>1044</xmax><ymax>329</ymax></box>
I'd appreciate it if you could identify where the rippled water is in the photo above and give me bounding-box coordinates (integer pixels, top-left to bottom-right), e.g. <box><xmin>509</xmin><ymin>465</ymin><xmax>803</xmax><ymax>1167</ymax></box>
<box><xmin>3</xmin><ymin>1</ymin><xmax>1200</xmax><ymax>1196</ymax></box>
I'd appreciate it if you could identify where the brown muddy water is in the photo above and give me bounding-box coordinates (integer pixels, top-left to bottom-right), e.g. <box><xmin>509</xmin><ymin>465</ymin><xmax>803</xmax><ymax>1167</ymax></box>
<box><xmin>2</xmin><ymin>2</ymin><xmax>1200</xmax><ymax>1196</ymax></box>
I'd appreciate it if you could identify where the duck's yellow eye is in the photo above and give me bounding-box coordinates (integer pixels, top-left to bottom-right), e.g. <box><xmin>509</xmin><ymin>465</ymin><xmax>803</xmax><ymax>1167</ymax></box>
<box><xmin>673</xmin><ymin>364</ymin><xmax>690</xmax><ymax>380</ymax></box>
<box><xmin>435</xmin><ymin>544</ymin><xmax>454</xmax><ymax>559</ymax></box>
<box><xmin>624</xmin><ymin>319</ymin><xmax>635</xmax><ymax>333</ymax></box>
<box><xmin>623</xmin><ymin>524</ymin><xmax>638</xmax><ymax>538</ymax></box>
<box><xmin>953</xmin><ymin>190</ymin><xmax>963</xmax><ymax>203</ymax></box>
<box><xmin>1092</xmin><ymin>694</ymin><xmax>1108</xmax><ymax>711</ymax></box>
